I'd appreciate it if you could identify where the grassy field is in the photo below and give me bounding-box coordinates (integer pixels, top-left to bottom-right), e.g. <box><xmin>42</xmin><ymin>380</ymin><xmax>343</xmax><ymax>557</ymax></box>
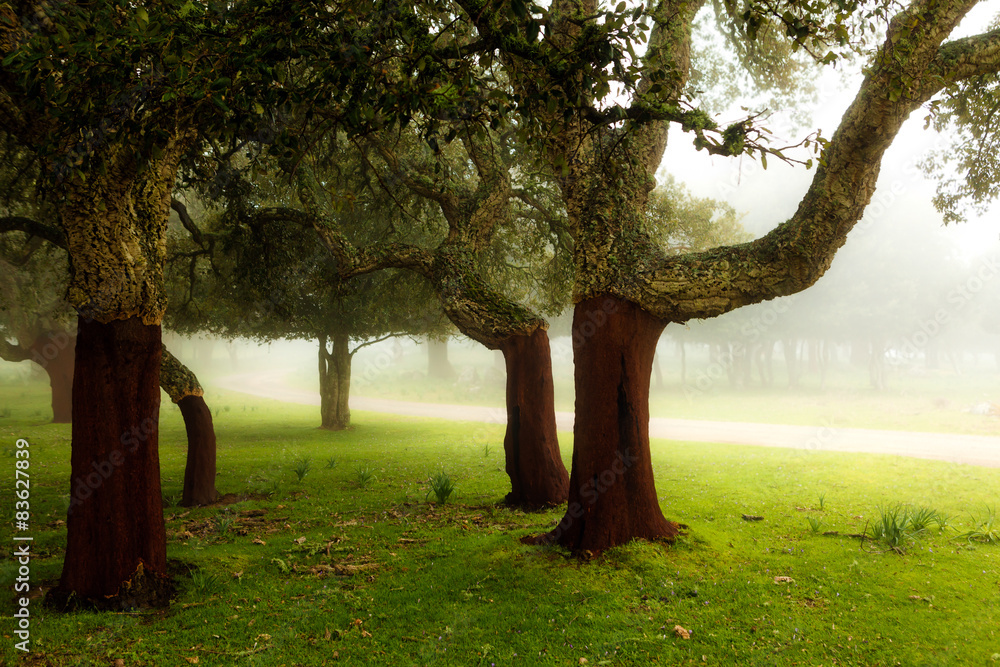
<box><xmin>2</xmin><ymin>380</ymin><xmax>1000</xmax><ymax>666</ymax></box>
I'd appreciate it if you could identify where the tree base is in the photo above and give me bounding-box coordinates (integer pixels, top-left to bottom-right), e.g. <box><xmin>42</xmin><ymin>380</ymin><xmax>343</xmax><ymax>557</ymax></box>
<box><xmin>45</xmin><ymin>561</ymin><xmax>174</xmax><ymax>611</ymax></box>
<box><xmin>534</xmin><ymin>296</ymin><xmax>679</xmax><ymax>555</ymax></box>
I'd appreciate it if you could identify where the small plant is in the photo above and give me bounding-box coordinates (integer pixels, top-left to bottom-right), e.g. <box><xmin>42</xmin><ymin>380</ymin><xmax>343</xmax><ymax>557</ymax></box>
<box><xmin>355</xmin><ymin>465</ymin><xmax>376</xmax><ymax>489</ymax></box>
<box><xmin>956</xmin><ymin>506</ymin><xmax>999</xmax><ymax>544</ymax></box>
<box><xmin>325</xmin><ymin>457</ymin><xmax>338</xmax><ymax>470</ymax></box>
<box><xmin>482</xmin><ymin>443</ymin><xmax>492</xmax><ymax>458</ymax></box>
<box><xmin>909</xmin><ymin>507</ymin><xmax>948</xmax><ymax>532</ymax></box>
<box><xmin>428</xmin><ymin>470</ymin><xmax>456</xmax><ymax>504</ymax></box>
<box><xmin>293</xmin><ymin>457</ymin><xmax>311</xmax><ymax>483</ymax></box>
<box><xmin>189</xmin><ymin>569</ymin><xmax>224</xmax><ymax>597</ymax></box>
<box><xmin>806</xmin><ymin>516</ymin><xmax>825</xmax><ymax>533</ymax></box>
<box><xmin>213</xmin><ymin>511</ymin><xmax>235</xmax><ymax>536</ymax></box>
<box><xmin>818</xmin><ymin>493</ymin><xmax>826</xmax><ymax>510</ymax></box>
<box><xmin>866</xmin><ymin>504</ymin><xmax>924</xmax><ymax>553</ymax></box>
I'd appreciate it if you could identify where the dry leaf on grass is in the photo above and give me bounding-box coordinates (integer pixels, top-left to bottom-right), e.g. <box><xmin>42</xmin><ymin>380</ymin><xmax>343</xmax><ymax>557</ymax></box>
<box><xmin>774</xmin><ymin>576</ymin><xmax>795</xmax><ymax>584</ymax></box>
<box><xmin>674</xmin><ymin>625</ymin><xmax>691</xmax><ymax>639</ymax></box>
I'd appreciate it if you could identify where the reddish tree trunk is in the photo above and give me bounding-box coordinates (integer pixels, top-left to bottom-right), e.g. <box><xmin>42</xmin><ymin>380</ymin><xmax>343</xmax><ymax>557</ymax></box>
<box><xmin>28</xmin><ymin>331</ymin><xmax>76</xmax><ymax>423</ymax></box>
<box><xmin>179</xmin><ymin>395</ymin><xmax>219</xmax><ymax>506</ymax></box>
<box><xmin>532</xmin><ymin>296</ymin><xmax>679</xmax><ymax>554</ymax></box>
<box><xmin>51</xmin><ymin>317</ymin><xmax>169</xmax><ymax>608</ymax></box>
<box><xmin>498</xmin><ymin>327</ymin><xmax>569</xmax><ymax>508</ymax></box>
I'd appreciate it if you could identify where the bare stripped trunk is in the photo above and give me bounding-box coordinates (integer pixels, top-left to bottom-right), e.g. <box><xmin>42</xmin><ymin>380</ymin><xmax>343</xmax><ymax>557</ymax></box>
<box><xmin>499</xmin><ymin>328</ymin><xmax>569</xmax><ymax>508</ymax></box>
<box><xmin>51</xmin><ymin>317</ymin><xmax>169</xmax><ymax>607</ymax></box>
<box><xmin>160</xmin><ymin>347</ymin><xmax>218</xmax><ymax>506</ymax></box>
<box><xmin>179</xmin><ymin>396</ymin><xmax>218</xmax><ymax>506</ymax></box>
<box><xmin>29</xmin><ymin>331</ymin><xmax>76</xmax><ymax>423</ymax></box>
<box><xmin>319</xmin><ymin>333</ymin><xmax>351</xmax><ymax>430</ymax></box>
<box><xmin>533</xmin><ymin>296</ymin><xmax>679</xmax><ymax>554</ymax></box>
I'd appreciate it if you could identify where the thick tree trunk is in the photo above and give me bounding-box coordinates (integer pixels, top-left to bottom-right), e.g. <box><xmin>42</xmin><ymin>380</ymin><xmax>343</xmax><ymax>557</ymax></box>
<box><xmin>51</xmin><ymin>317</ymin><xmax>169</xmax><ymax>608</ymax></box>
<box><xmin>319</xmin><ymin>333</ymin><xmax>352</xmax><ymax>430</ymax></box>
<box><xmin>27</xmin><ymin>331</ymin><xmax>76</xmax><ymax>423</ymax></box>
<box><xmin>531</xmin><ymin>296</ymin><xmax>679</xmax><ymax>554</ymax></box>
<box><xmin>427</xmin><ymin>337</ymin><xmax>456</xmax><ymax>380</ymax></box>
<box><xmin>178</xmin><ymin>395</ymin><xmax>218</xmax><ymax>506</ymax></box>
<box><xmin>498</xmin><ymin>327</ymin><xmax>569</xmax><ymax>508</ymax></box>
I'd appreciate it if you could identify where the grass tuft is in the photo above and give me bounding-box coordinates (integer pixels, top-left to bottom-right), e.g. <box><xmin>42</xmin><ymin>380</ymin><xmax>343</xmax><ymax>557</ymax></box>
<box><xmin>293</xmin><ymin>457</ymin><xmax>311</xmax><ymax>482</ymax></box>
<box><xmin>427</xmin><ymin>470</ymin><xmax>456</xmax><ymax>504</ymax></box>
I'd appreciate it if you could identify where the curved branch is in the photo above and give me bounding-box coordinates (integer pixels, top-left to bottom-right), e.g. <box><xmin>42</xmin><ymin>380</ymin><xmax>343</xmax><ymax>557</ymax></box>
<box><xmin>0</xmin><ymin>216</ymin><xmax>66</xmax><ymax>247</ymax></box>
<box><xmin>0</xmin><ymin>337</ymin><xmax>32</xmax><ymax>363</ymax></box>
<box><xmin>170</xmin><ymin>198</ymin><xmax>206</xmax><ymax>247</ymax></box>
<box><xmin>160</xmin><ymin>346</ymin><xmax>204</xmax><ymax>403</ymax></box>
<box><xmin>631</xmin><ymin>0</ymin><xmax>984</xmax><ymax>322</ymax></box>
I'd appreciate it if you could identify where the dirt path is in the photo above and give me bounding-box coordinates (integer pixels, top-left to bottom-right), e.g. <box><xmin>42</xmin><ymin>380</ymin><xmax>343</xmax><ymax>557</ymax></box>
<box><xmin>216</xmin><ymin>370</ymin><xmax>1000</xmax><ymax>468</ymax></box>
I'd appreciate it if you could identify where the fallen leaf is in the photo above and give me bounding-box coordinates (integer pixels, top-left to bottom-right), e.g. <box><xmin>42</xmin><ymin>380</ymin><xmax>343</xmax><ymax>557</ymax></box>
<box><xmin>184</xmin><ymin>659</ymin><xmax>199</xmax><ymax>665</ymax></box>
<box><xmin>255</xmin><ymin>633</ymin><xmax>272</xmax><ymax>641</ymax></box>
<box><xmin>774</xmin><ymin>576</ymin><xmax>795</xmax><ymax>584</ymax></box>
<box><xmin>579</xmin><ymin>659</ymin><xmax>589</xmax><ymax>665</ymax></box>
<box><xmin>252</xmin><ymin>537</ymin><xmax>266</xmax><ymax>545</ymax></box>
<box><xmin>741</xmin><ymin>514</ymin><xmax>764</xmax><ymax>522</ymax></box>
<box><xmin>294</xmin><ymin>536</ymin><xmax>307</xmax><ymax>544</ymax></box>
<box><xmin>674</xmin><ymin>625</ymin><xmax>691</xmax><ymax>639</ymax></box>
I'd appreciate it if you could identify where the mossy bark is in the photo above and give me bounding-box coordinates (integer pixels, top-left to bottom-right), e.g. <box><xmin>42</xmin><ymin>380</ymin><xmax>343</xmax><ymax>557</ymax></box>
<box><xmin>50</xmin><ymin>134</ymin><xmax>190</xmax><ymax>605</ymax></box>
<box><xmin>319</xmin><ymin>333</ymin><xmax>352</xmax><ymax>430</ymax></box>
<box><xmin>499</xmin><ymin>327</ymin><xmax>569</xmax><ymax>508</ymax></box>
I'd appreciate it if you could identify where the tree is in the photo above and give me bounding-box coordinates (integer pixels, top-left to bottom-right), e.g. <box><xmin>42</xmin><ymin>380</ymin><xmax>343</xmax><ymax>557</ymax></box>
<box><xmin>423</xmin><ymin>0</ymin><xmax>1000</xmax><ymax>553</ymax></box>
<box><xmin>0</xmin><ymin>0</ymin><xmax>405</xmax><ymax>605</ymax></box>
<box><xmin>0</xmin><ymin>214</ymin><xmax>221</xmax><ymax>505</ymax></box>
<box><xmin>166</xmin><ymin>191</ymin><xmax>441</xmax><ymax>431</ymax></box>
<box><xmin>289</xmin><ymin>127</ymin><xmax>573</xmax><ymax>507</ymax></box>
<box><xmin>0</xmin><ymin>228</ymin><xmax>75</xmax><ymax>422</ymax></box>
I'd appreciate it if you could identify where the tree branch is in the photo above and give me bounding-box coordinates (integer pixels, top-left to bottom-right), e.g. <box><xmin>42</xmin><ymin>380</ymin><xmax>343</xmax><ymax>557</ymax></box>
<box><xmin>170</xmin><ymin>198</ymin><xmax>206</xmax><ymax>247</ymax></box>
<box><xmin>0</xmin><ymin>216</ymin><xmax>66</xmax><ymax>247</ymax></box>
<box><xmin>630</xmin><ymin>0</ymin><xmax>983</xmax><ymax>322</ymax></box>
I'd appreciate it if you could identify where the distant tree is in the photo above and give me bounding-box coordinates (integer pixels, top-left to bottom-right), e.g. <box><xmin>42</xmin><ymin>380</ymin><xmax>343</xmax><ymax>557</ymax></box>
<box><xmin>166</xmin><ymin>194</ymin><xmax>441</xmax><ymax>431</ymax></box>
<box><xmin>288</xmin><ymin>127</ymin><xmax>574</xmax><ymax>507</ymax></box>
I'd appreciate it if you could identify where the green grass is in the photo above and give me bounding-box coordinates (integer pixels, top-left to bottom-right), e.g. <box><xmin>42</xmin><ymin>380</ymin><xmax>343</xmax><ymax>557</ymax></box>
<box><xmin>1</xmin><ymin>380</ymin><xmax>1000</xmax><ymax>665</ymax></box>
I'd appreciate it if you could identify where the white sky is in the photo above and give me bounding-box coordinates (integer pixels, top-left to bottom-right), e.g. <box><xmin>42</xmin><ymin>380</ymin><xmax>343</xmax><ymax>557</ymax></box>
<box><xmin>657</xmin><ymin>1</ymin><xmax>1000</xmax><ymax>260</ymax></box>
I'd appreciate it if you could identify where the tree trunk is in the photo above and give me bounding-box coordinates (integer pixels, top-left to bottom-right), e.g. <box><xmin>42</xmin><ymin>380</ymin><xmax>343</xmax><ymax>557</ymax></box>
<box><xmin>531</xmin><ymin>296</ymin><xmax>679</xmax><ymax>554</ymax></box>
<box><xmin>178</xmin><ymin>396</ymin><xmax>218</xmax><ymax>506</ymax></box>
<box><xmin>319</xmin><ymin>333</ymin><xmax>352</xmax><ymax>430</ymax></box>
<box><xmin>427</xmin><ymin>337</ymin><xmax>455</xmax><ymax>380</ymax></box>
<box><xmin>27</xmin><ymin>331</ymin><xmax>76</xmax><ymax>423</ymax></box>
<box><xmin>50</xmin><ymin>317</ymin><xmax>169</xmax><ymax>608</ymax></box>
<box><xmin>498</xmin><ymin>327</ymin><xmax>569</xmax><ymax>508</ymax></box>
